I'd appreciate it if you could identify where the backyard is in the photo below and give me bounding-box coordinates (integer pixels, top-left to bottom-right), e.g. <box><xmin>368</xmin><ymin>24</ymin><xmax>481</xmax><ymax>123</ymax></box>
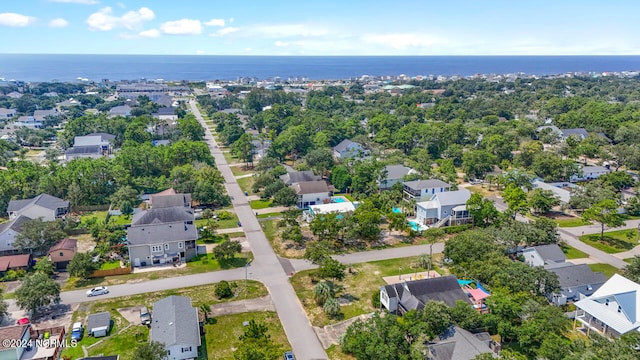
<box><xmin>579</xmin><ymin>228</ymin><xmax>639</xmax><ymax>254</ymax></box>
<box><xmin>62</xmin><ymin>281</ymin><xmax>267</xmax><ymax>360</ymax></box>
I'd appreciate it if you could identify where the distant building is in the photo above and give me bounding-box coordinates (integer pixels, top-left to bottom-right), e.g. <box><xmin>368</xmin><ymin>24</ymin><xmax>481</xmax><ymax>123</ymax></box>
<box><xmin>108</xmin><ymin>105</ymin><xmax>132</xmax><ymax>117</ymax></box>
<box><xmin>531</xmin><ymin>180</ymin><xmax>572</xmax><ymax>205</ymax></box>
<box><xmin>7</xmin><ymin>194</ymin><xmax>70</xmax><ymax>222</ymax></box>
<box><xmin>48</xmin><ymin>238</ymin><xmax>77</xmax><ymax>270</ymax></box>
<box><xmin>66</xmin><ymin>133</ymin><xmax>115</xmax><ymax>161</ymax></box>
<box><xmin>379</xmin><ymin>165</ymin><xmax>417</xmax><ymax>190</ymax></box>
<box><xmin>303</xmin><ymin>202</ymin><xmax>357</xmax><ymax>222</ymax></box>
<box><xmin>546</xmin><ymin>263</ymin><xmax>606</xmax><ymax>306</ymax></box>
<box><xmin>570</xmin><ymin>165</ymin><xmax>611</xmax><ymax>182</ymax></box>
<box><xmin>280</xmin><ymin>170</ymin><xmax>321</xmax><ymax>185</ymax></box>
<box><xmin>152</xmin><ymin>107</ymin><xmax>178</xmax><ymax>121</ymax></box>
<box><xmin>522</xmin><ymin>244</ymin><xmax>566</xmax><ymax>267</ymax></box>
<box><xmin>560</xmin><ymin>128</ymin><xmax>589</xmax><ymax>141</ymax></box>
<box><xmin>0</xmin><ymin>108</ymin><xmax>16</xmax><ymax>119</ymax></box>
<box><xmin>426</xmin><ymin>326</ymin><xmax>498</xmax><ymax>360</ymax></box>
<box><xmin>403</xmin><ymin>179</ymin><xmax>450</xmax><ymax>201</ymax></box>
<box><xmin>332</xmin><ymin>139</ymin><xmax>367</xmax><ymax>159</ymax></box>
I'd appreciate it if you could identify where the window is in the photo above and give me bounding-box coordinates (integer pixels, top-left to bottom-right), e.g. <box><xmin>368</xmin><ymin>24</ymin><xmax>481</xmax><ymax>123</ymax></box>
<box><xmin>151</xmin><ymin>245</ymin><xmax>162</xmax><ymax>252</ymax></box>
<box><xmin>178</xmin><ymin>242</ymin><xmax>183</xmax><ymax>249</ymax></box>
<box><xmin>164</xmin><ymin>243</ymin><xmax>169</xmax><ymax>250</ymax></box>
<box><xmin>59</xmin><ymin>252</ymin><xmax>64</xmax><ymax>257</ymax></box>
<box><xmin>182</xmin><ymin>346</ymin><xmax>192</xmax><ymax>353</ymax></box>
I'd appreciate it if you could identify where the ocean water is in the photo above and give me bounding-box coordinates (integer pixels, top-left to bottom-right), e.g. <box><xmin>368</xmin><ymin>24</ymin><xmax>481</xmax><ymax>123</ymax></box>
<box><xmin>1</xmin><ymin>55</ymin><xmax>640</xmax><ymax>82</ymax></box>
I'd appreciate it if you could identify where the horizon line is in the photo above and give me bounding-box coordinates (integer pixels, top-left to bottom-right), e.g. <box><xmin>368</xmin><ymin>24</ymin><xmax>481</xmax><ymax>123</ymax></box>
<box><xmin>2</xmin><ymin>53</ymin><xmax>640</xmax><ymax>57</ymax></box>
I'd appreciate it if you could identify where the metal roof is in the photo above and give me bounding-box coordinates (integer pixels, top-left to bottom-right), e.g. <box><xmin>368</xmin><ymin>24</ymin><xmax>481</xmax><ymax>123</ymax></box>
<box><xmin>403</xmin><ymin>179</ymin><xmax>451</xmax><ymax>191</ymax></box>
<box><xmin>151</xmin><ymin>296</ymin><xmax>201</xmax><ymax>348</ymax></box>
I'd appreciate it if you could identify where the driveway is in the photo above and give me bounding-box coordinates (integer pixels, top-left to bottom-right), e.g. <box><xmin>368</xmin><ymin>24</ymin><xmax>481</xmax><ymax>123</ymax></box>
<box><xmin>208</xmin><ymin>295</ymin><xmax>275</xmax><ymax>316</ymax></box>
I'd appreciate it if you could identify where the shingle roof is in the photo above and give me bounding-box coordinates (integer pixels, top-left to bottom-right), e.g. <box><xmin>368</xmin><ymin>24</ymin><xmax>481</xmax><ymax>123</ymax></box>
<box><xmin>333</xmin><ymin>139</ymin><xmax>360</xmax><ymax>152</ymax></box>
<box><xmin>392</xmin><ymin>276</ymin><xmax>471</xmax><ymax>311</ymax></box>
<box><xmin>427</xmin><ymin>327</ymin><xmax>495</xmax><ymax>360</ymax></box>
<box><xmin>0</xmin><ymin>215</ymin><xmax>31</xmax><ymax>235</ymax></box>
<box><xmin>561</xmin><ymin>128</ymin><xmax>589</xmax><ymax>138</ymax></box>
<box><xmin>127</xmin><ymin>222</ymin><xmax>198</xmax><ymax>245</ymax></box>
<box><xmin>292</xmin><ymin>181</ymin><xmax>329</xmax><ymax>195</ymax></box>
<box><xmin>532</xmin><ymin>244</ymin><xmax>566</xmax><ymax>263</ymax></box>
<box><xmin>7</xmin><ymin>194</ymin><xmax>69</xmax><ymax>212</ymax></box>
<box><xmin>48</xmin><ymin>238</ymin><xmax>77</xmax><ymax>253</ymax></box>
<box><xmin>154</xmin><ymin>107</ymin><xmax>176</xmax><ymax>115</ymax></box>
<box><xmin>85</xmin><ymin>132</ymin><xmax>116</xmax><ymax>141</ymax></box>
<box><xmin>547</xmin><ymin>264</ymin><xmax>607</xmax><ymax>289</ymax></box>
<box><xmin>151</xmin><ymin>296</ymin><xmax>201</xmax><ymax>348</ymax></box>
<box><xmin>0</xmin><ymin>254</ymin><xmax>31</xmax><ymax>272</ymax></box>
<box><xmin>132</xmin><ymin>207</ymin><xmax>195</xmax><ymax>225</ymax></box>
<box><xmin>280</xmin><ymin>171</ymin><xmax>320</xmax><ymax>185</ymax></box>
<box><xmin>150</xmin><ymin>194</ymin><xmax>192</xmax><ymax>209</ymax></box>
<box><xmin>531</xmin><ymin>180</ymin><xmax>571</xmax><ymax>203</ymax></box>
<box><xmin>87</xmin><ymin>312</ymin><xmax>111</xmax><ymax>332</ymax></box>
<box><xmin>384</xmin><ymin>165</ymin><xmax>413</xmax><ymax>180</ymax></box>
<box><xmin>403</xmin><ymin>179</ymin><xmax>451</xmax><ymax>190</ymax></box>
<box><xmin>0</xmin><ymin>325</ymin><xmax>30</xmax><ymax>349</ymax></box>
<box><xmin>435</xmin><ymin>189</ymin><xmax>471</xmax><ymax>206</ymax></box>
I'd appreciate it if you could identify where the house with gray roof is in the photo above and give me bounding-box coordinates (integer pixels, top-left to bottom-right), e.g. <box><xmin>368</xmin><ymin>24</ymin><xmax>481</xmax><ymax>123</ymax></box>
<box><xmin>546</xmin><ymin>263</ymin><xmax>607</xmax><ymax>306</ymax></box>
<box><xmin>66</xmin><ymin>133</ymin><xmax>116</xmax><ymax>161</ymax></box>
<box><xmin>380</xmin><ymin>275</ymin><xmax>471</xmax><ymax>314</ymax></box>
<box><xmin>108</xmin><ymin>105</ymin><xmax>132</xmax><ymax>117</ymax></box>
<box><xmin>522</xmin><ymin>244</ymin><xmax>566</xmax><ymax>268</ymax></box>
<box><xmin>153</xmin><ymin>107</ymin><xmax>178</xmax><ymax>121</ymax></box>
<box><xmin>291</xmin><ymin>181</ymin><xmax>331</xmax><ymax>208</ymax></box>
<box><xmin>379</xmin><ymin>165</ymin><xmax>417</xmax><ymax>190</ymax></box>
<box><xmin>0</xmin><ymin>108</ymin><xmax>16</xmax><ymax>120</ymax></box>
<box><xmin>531</xmin><ymin>180</ymin><xmax>571</xmax><ymax>204</ymax></box>
<box><xmin>7</xmin><ymin>194</ymin><xmax>69</xmax><ymax>222</ymax></box>
<box><xmin>416</xmin><ymin>189</ymin><xmax>471</xmax><ymax>228</ymax></box>
<box><xmin>127</xmin><ymin>194</ymin><xmax>198</xmax><ymax>268</ymax></box>
<box><xmin>403</xmin><ymin>179</ymin><xmax>451</xmax><ymax>201</ymax></box>
<box><xmin>280</xmin><ymin>170</ymin><xmax>321</xmax><ymax>185</ymax></box>
<box><xmin>151</xmin><ymin>296</ymin><xmax>201</xmax><ymax>360</ymax></box>
<box><xmin>570</xmin><ymin>165</ymin><xmax>611</xmax><ymax>182</ymax></box>
<box><xmin>87</xmin><ymin>312</ymin><xmax>111</xmax><ymax>338</ymax></box>
<box><xmin>560</xmin><ymin>128</ymin><xmax>589</xmax><ymax>141</ymax></box>
<box><xmin>0</xmin><ymin>216</ymin><xmax>32</xmax><ymax>256</ymax></box>
<box><xmin>426</xmin><ymin>326</ymin><xmax>497</xmax><ymax>360</ymax></box>
<box><xmin>33</xmin><ymin>109</ymin><xmax>60</xmax><ymax>122</ymax></box>
<box><xmin>332</xmin><ymin>139</ymin><xmax>367</xmax><ymax>159</ymax></box>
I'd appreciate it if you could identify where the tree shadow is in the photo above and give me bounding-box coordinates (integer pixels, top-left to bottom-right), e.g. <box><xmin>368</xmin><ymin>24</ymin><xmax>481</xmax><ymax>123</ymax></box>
<box><xmin>219</xmin><ymin>257</ymin><xmax>250</xmax><ymax>269</ymax></box>
<box><xmin>587</xmin><ymin>235</ymin><xmax>636</xmax><ymax>251</ymax></box>
<box><xmin>74</xmin><ymin>277</ymin><xmax>106</xmax><ymax>288</ymax></box>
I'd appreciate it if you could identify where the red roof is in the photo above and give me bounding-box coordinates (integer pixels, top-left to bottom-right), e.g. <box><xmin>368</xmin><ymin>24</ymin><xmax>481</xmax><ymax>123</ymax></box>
<box><xmin>0</xmin><ymin>254</ymin><xmax>31</xmax><ymax>272</ymax></box>
<box><xmin>467</xmin><ymin>288</ymin><xmax>490</xmax><ymax>302</ymax></box>
<box><xmin>48</xmin><ymin>238</ymin><xmax>77</xmax><ymax>253</ymax></box>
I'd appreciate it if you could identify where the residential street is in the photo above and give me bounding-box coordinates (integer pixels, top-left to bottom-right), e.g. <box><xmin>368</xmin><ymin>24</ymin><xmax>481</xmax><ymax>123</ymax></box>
<box><xmin>189</xmin><ymin>101</ymin><xmax>329</xmax><ymax>360</ymax></box>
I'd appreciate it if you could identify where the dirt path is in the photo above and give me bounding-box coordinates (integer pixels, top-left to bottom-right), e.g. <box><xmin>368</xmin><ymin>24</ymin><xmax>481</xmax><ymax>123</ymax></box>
<box><xmin>207</xmin><ymin>295</ymin><xmax>275</xmax><ymax>316</ymax></box>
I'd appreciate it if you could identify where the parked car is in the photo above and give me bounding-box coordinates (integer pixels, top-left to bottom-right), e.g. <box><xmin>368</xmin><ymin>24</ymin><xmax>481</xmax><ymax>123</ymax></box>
<box><xmin>86</xmin><ymin>286</ymin><xmax>109</xmax><ymax>297</ymax></box>
<box><xmin>283</xmin><ymin>351</ymin><xmax>295</xmax><ymax>360</ymax></box>
<box><xmin>140</xmin><ymin>306</ymin><xmax>151</xmax><ymax>326</ymax></box>
<box><xmin>70</xmin><ymin>322</ymin><xmax>83</xmax><ymax>341</ymax></box>
<box><xmin>16</xmin><ymin>317</ymin><xmax>29</xmax><ymax>325</ymax></box>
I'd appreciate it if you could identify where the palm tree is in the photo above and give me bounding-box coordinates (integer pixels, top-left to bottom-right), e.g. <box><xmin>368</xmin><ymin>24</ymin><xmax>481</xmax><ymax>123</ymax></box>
<box><xmin>323</xmin><ymin>298</ymin><xmax>341</xmax><ymax>317</ymax></box>
<box><xmin>485</xmin><ymin>174</ymin><xmax>496</xmax><ymax>191</ymax></box>
<box><xmin>200</xmin><ymin>304</ymin><xmax>210</xmax><ymax>323</ymax></box>
<box><xmin>313</xmin><ymin>281</ymin><xmax>335</xmax><ymax>305</ymax></box>
<box><xmin>422</xmin><ymin>228</ymin><xmax>445</xmax><ymax>273</ymax></box>
<box><xmin>417</xmin><ymin>253</ymin><xmax>431</xmax><ymax>270</ymax></box>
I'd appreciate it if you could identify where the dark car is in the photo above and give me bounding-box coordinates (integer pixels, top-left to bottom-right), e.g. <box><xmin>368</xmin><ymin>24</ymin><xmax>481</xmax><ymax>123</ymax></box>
<box><xmin>283</xmin><ymin>351</ymin><xmax>295</xmax><ymax>360</ymax></box>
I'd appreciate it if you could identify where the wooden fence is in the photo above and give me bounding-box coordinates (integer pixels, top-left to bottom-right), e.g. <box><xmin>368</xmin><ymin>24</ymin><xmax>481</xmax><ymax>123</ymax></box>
<box><xmin>90</xmin><ymin>267</ymin><xmax>131</xmax><ymax>278</ymax></box>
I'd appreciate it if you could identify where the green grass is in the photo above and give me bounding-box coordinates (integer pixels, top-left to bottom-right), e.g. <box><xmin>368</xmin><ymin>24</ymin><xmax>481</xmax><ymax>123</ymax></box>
<box><xmin>62</xmin><ymin>281</ymin><xmax>268</xmax><ymax>360</ymax></box>
<box><xmin>195</xmin><ymin>213</ymin><xmax>240</xmax><ymax>229</ymax></box>
<box><xmin>236</xmin><ymin>176</ymin><xmax>255</xmax><ymax>193</ymax></box>
<box><xmin>222</xmin><ymin>151</ymin><xmax>237</xmax><ymax>164</ymax></box>
<box><xmin>624</xmin><ymin>257</ymin><xmax>638</xmax><ymax>263</ymax></box>
<box><xmin>555</xmin><ymin>218</ymin><xmax>590</xmax><ymax>227</ymax></box>
<box><xmin>80</xmin><ymin>211</ymin><xmax>108</xmax><ymax>225</ymax></box>
<box><xmin>561</xmin><ymin>244</ymin><xmax>589</xmax><ymax>259</ymax></box>
<box><xmin>250</xmin><ymin>199</ymin><xmax>273</xmax><ymax>209</ymax></box>
<box><xmin>100</xmin><ymin>261</ymin><xmax>122</xmax><ymax>270</ymax></box>
<box><xmin>187</xmin><ymin>253</ymin><xmax>253</xmax><ymax>272</ymax></box>
<box><xmin>326</xmin><ymin>345</ymin><xmax>355</xmax><ymax>360</ymax></box>
<box><xmin>579</xmin><ymin>229</ymin><xmax>639</xmax><ymax>254</ymax></box>
<box><xmin>204</xmin><ymin>312</ymin><xmax>291</xmax><ymax>359</ymax></box>
<box><xmin>260</xmin><ymin>220</ymin><xmax>278</xmax><ymax>242</ymax></box>
<box><xmin>257</xmin><ymin>212</ymin><xmax>282</xmax><ymax>219</ymax></box>
<box><xmin>231</xmin><ymin>165</ymin><xmax>254</xmax><ymax>177</ymax></box>
<box><xmin>108</xmin><ymin>214</ymin><xmax>133</xmax><ymax>226</ymax></box>
<box><xmin>588</xmin><ymin>263</ymin><xmax>621</xmax><ymax>278</ymax></box>
<box><xmin>291</xmin><ymin>256</ymin><xmax>437</xmax><ymax>326</ymax></box>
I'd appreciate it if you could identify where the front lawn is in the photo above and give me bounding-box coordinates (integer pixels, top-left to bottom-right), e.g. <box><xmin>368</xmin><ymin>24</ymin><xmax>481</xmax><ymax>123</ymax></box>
<box><xmin>561</xmin><ymin>244</ymin><xmax>589</xmax><ymax>259</ymax></box>
<box><xmin>588</xmin><ymin>263</ymin><xmax>621</xmax><ymax>278</ymax></box>
<box><xmin>257</xmin><ymin>212</ymin><xmax>282</xmax><ymax>219</ymax></box>
<box><xmin>187</xmin><ymin>253</ymin><xmax>253</xmax><ymax>272</ymax></box>
<box><xmin>204</xmin><ymin>311</ymin><xmax>291</xmax><ymax>359</ymax></box>
<box><xmin>230</xmin><ymin>165</ymin><xmax>254</xmax><ymax>177</ymax></box>
<box><xmin>579</xmin><ymin>229</ymin><xmax>639</xmax><ymax>254</ymax></box>
<box><xmin>555</xmin><ymin>218</ymin><xmax>590</xmax><ymax>227</ymax></box>
<box><xmin>250</xmin><ymin>199</ymin><xmax>273</xmax><ymax>209</ymax></box>
<box><xmin>236</xmin><ymin>176</ymin><xmax>255</xmax><ymax>193</ymax></box>
<box><xmin>195</xmin><ymin>213</ymin><xmax>240</xmax><ymax>229</ymax></box>
<box><xmin>222</xmin><ymin>151</ymin><xmax>237</xmax><ymax>164</ymax></box>
<box><xmin>291</xmin><ymin>256</ymin><xmax>438</xmax><ymax>326</ymax></box>
<box><xmin>62</xmin><ymin>281</ymin><xmax>267</xmax><ymax>360</ymax></box>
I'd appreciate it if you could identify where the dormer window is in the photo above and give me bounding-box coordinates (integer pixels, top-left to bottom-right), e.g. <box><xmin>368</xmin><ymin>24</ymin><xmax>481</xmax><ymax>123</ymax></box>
<box><xmin>605</xmin><ymin>299</ymin><xmax>609</xmax><ymax>306</ymax></box>
<box><xmin>618</xmin><ymin>306</ymin><xmax>622</xmax><ymax>313</ymax></box>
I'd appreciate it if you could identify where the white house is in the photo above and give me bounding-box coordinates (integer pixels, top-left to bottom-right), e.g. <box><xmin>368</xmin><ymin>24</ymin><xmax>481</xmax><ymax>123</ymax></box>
<box><xmin>531</xmin><ymin>180</ymin><xmax>572</xmax><ymax>205</ymax></box>
<box><xmin>403</xmin><ymin>179</ymin><xmax>451</xmax><ymax>201</ymax></box>
<box><xmin>522</xmin><ymin>244</ymin><xmax>566</xmax><ymax>267</ymax></box>
<box><xmin>7</xmin><ymin>194</ymin><xmax>70</xmax><ymax>221</ymax></box>
<box><xmin>574</xmin><ymin>274</ymin><xmax>640</xmax><ymax>337</ymax></box>
<box><xmin>303</xmin><ymin>202</ymin><xmax>356</xmax><ymax>222</ymax></box>
<box><xmin>332</xmin><ymin>139</ymin><xmax>367</xmax><ymax>159</ymax></box>
<box><xmin>291</xmin><ymin>181</ymin><xmax>331</xmax><ymax>208</ymax></box>
<box><xmin>0</xmin><ymin>108</ymin><xmax>16</xmax><ymax>120</ymax></box>
<box><xmin>415</xmin><ymin>189</ymin><xmax>471</xmax><ymax>227</ymax></box>
<box><xmin>152</xmin><ymin>296</ymin><xmax>201</xmax><ymax>360</ymax></box>
<box><xmin>0</xmin><ymin>216</ymin><xmax>30</xmax><ymax>256</ymax></box>
<box><xmin>153</xmin><ymin>107</ymin><xmax>178</xmax><ymax>121</ymax></box>
<box><xmin>570</xmin><ymin>166</ymin><xmax>611</xmax><ymax>182</ymax></box>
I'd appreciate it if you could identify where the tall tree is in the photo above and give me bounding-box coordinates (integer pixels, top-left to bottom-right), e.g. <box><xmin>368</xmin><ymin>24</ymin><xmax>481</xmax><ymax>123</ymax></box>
<box><xmin>466</xmin><ymin>193</ymin><xmax>499</xmax><ymax>227</ymax></box>
<box><xmin>503</xmin><ymin>184</ymin><xmax>528</xmax><ymax>218</ymax></box>
<box><xmin>68</xmin><ymin>252</ymin><xmax>99</xmax><ymax>280</ymax></box>
<box><xmin>582</xmin><ymin>199</ymin><xmax>625</xmax><ymax>241</ymax></box>
<box><xmin>527</xmin><ymin>188</ymin><xmax>560</xmax><ymax>214</ymax></box>
<box><xmin>15</xmin><ymin>272</ymin><xmax>61</xmax><ymax>319</ymax></box>
<box><xmin>133</xmin><ymin>341</ymin><xmax>169</xmax><ymax>360</ymax></box>
<box><xmin>14</xmin><ymin>218</ymin><xmax>66</xmax><ymax>255</ymax></box>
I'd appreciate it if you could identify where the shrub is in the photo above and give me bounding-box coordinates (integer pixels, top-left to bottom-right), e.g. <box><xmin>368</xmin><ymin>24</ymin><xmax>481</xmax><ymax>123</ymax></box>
<box><xmin>215</xmin><ymin>280</ymin><xmax>233</xmax><ymax>299</ymax></box>
<box><xmin>444</xmin><ymin>224</ymin><xmax>472</xmax><ymax>234</ymax></box>
<box><xmin>216</xmin><ymin>211</ymin><xmax>233</xmax><ymax>220</ymax></box>
<box><xmin>371</xmin><ymin>291</ymin><xmax>381</xmax><ymax>309</ymax></box>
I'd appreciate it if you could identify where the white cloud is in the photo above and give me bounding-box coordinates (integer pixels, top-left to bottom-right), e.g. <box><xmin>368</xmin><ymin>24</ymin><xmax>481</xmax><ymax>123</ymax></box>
<box><xmin>86</xmin><ymin>6</ymin><xmax>154</xmax><ymax>31</ymax></box>
<box><xmin>274</xmin><ymin>41</ymin><xmax>289</xmax><ymax>47</ymax></box>
<box><xmin>196</xmin><ymin>50</ymin><xmax>206</xmax><ymax>55</ymax></box>
<box><xmin>160</xmin><ymin>19</ymin><xmax>202</xmax><ymax>35</ymax></box>
<box><xmin>49</xmin><ymin>18</ymin><xmax>69</xmax><ymax>28</ymax></box>
<box><xmin>205</xmin><ymin>18</ymin><xmax>225</xmax><ymax>27</ymax></box>
<box><xmin>210</xmin><ymin>26</ymin><xmax>238</xmax><ymax>37</ymax></box>
<box><xmin>0</xmin><ymin>13</ymin><xmax>36</xmax><ymax>27</ymax></box>
<box><xmin>138</xmin><ymin>29</ymin><xmax>160</xmax><ymax>38</ymax></box>
<box><xmin>49</xmin><ymin>0</ymin><xmax>99</xmax><ymax>4</ymax></box>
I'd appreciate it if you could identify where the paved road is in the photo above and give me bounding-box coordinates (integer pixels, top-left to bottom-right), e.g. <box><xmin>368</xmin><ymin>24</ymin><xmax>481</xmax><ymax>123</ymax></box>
<box><xmin>190</xmin><ymin>101</ymin><xmax>328</xmax><ymax>360</ymax></box>
<box><xmin>490</xmin><ymin>196</ymin><xmax>628</xmax><ymax>269</ymax></box>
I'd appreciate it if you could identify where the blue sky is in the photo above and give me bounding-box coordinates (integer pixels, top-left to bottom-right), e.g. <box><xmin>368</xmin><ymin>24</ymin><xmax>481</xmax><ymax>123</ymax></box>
<box><xmin>0</xmin><ymin>0</ymin><xmax>637</xmax><ymax>55</ymax></box>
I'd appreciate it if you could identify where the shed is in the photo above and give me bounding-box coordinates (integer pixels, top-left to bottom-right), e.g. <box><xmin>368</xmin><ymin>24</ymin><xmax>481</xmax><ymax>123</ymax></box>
<box><xmin>87</xmin><ymin>312</ymin><xmax>111</xmax><ymax>337</ymax></box>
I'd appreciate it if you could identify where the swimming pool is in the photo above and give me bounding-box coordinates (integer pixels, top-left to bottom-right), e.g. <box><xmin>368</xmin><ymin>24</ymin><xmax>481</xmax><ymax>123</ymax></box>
<box><xmin>333</xmin><ymin>197</ymin><xmax>346</xmax><ymax>203</ymax></box>
<box><xmin>392</xmin><ymin>207</ymin><xmax>402</xmax><ymax>214</ymax></box>
<box><xmin>408</xmin><ymin>220</ymin><xmax>422</xmax><ymax>231</ymax></box>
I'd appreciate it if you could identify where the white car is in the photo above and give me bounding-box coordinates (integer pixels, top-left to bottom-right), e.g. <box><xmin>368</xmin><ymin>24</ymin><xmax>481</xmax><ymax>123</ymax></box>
<box><xmin>86</xmin><ymin>286</ymin><xmax>109</xmax><ymax>297</ymax></box>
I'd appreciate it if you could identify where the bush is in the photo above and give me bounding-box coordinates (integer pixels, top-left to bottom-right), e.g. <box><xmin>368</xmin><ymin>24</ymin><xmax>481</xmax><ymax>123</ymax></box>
<box><xmin>216</xmin><ymin>211</ymin><xmax>233</xmax><ymax>220</ymax></box>
<box><xmin>444</xmin><ymin>224</ymin><xmax>472</xmax><ymax>234</ymax></box>
<box><xmin>215</xmin><ymin>280</ymin><xmax>233</xmax><ymax>299</ymax></box>
<box><xmin>1</xmin><ymin>269</ymin><xmax>26</xmax><ymax>282</ymax></box>
<box><xmin>371</xmin><ymin>292</ymin><xmax>380</xmax><ymax>308</ymax></box>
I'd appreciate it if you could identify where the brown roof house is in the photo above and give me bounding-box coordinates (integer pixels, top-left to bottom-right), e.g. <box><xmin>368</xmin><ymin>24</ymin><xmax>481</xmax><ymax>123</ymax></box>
<box><xmin>48</xmin><ymin>238</ymin><xmax>77</xmax><ymax>270</ymax></box>
<box><xmin>0</xmin><ymin>324</ymin><xmax>31</xmax><ymax>360</ymax></box>
<box><xmin>0</xmin><ymin>254</ymin><xmax>32</xmax><ymax>275</ymax></box>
